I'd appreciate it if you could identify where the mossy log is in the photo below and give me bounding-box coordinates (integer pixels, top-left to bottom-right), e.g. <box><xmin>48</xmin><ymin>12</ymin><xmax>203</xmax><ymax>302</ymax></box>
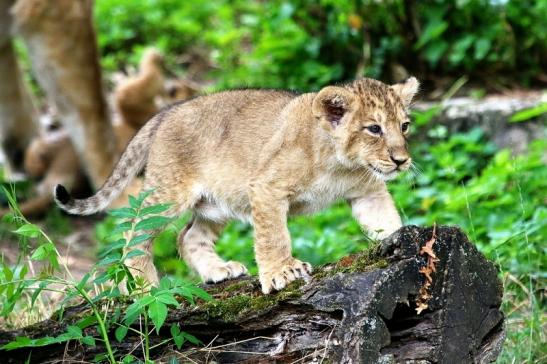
<box><xmin>0</xmin><ymin>226</ymin><xmax>505</xmax><ymax>363</ymax></box>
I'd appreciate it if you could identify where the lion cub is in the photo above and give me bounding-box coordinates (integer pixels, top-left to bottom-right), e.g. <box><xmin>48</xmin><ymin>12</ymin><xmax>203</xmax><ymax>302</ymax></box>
<box><xmin>55</xmin><ymin>77</ymin><xmax>419</xmax><ymax>294</ymax></box>
<box><xmin>113</xmin><ymin>48</ymin><xmax>166</xmax><ymax>151</ymax></box>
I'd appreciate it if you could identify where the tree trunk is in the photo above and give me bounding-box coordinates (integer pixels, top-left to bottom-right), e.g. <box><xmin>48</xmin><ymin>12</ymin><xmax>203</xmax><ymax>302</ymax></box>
<box><xmin>10</xmin><ymin>0</ymin><xmax>116</xmax><ymax>188</ymax></box>
<box><xmin>0</xmin><ymin>0</ymin><xmax>38</xmax><ymax>175</ymax></box>
<box><xmin>0</xmin><ymin>226</ymin><xmax>506</xmax><ymax>363</ymax></box>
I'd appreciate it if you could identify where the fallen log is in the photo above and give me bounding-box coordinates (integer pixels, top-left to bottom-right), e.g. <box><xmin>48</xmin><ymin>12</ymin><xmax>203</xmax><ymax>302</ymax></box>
<box><xmin>0</xmin><ymin>225</ymin><xmax>505</xmax><ymax>363</ymax></box>
<box><xmin>415</xmin><ymin>93</ymin><xmax>546</xmax><ymax>154</ymax></box>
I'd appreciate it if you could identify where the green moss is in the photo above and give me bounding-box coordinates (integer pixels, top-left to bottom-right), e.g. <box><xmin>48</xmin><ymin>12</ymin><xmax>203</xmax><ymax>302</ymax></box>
<box><xmin>203</xmin><ymin>294</ymin><xmax>254</xmax><ymax>321</ymax></box>
<box><xmin>314</xmin><ymin>242</ymin><xmax>387</xmax><ymax>279</ymax></box>
<box><xmin>198</xmin><ymin>245</ymin><xmax>387</xmax><ymax>322</ymax></box>
<box><xmin>222</xmin><ymin>280</ymin><xmax>255</xmax><ymax>293</ymax></box>
<box><xmin>200</xmin><ymin>280</ymin><xmax>304</xmax><ymax>322</ymax></box>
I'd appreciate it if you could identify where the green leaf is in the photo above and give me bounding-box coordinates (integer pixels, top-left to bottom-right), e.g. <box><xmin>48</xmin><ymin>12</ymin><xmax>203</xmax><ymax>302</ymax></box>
<box><xmin>124</xmin><ymin>301</ymin><xmax>143</xmax><ymax>325</ymax></box>
<box><xmin>415</xmin><ymin>18</ymin><xmax>448</xmax><ymax>49</ymax></box>
<box><xmin>510</xmin><ymin>103</ymin><xmax>547</xmax><ymax>123</ymax></box>
<box><xmin>123</xmin><ymin>249</ymin><xmax>146</xmax><ymax>261</ymax></box>
<box><xmin>128</xmin><ymin>234</ymin><xmax>152</xmax><ymax>247</ymax></box>
<box><xmin>129</xmin><ymin>195</ymin><xmax>140</xmax><ymax>209</ymax></box>
<box><xmin>171</xmin><ymin>325</ymin><xmax>183</xmax><ymax>349</ymax></box>
<box><xmin>186</xmin><ymin>285</ymin><xmax>212</xmax><ymax>302</ymax></box>
<box><xmin>139</xmin><ymin>203</ymin><xmax>173</xmax><ymax>216</ymax></box>
<box><xmin>66</xmin><ymin>325</ymin><xmax>82</xmax><ymax>338</ymax></box>
<box><xmin>148</xmin><ymin>301</ymin><xmax>168</xmax><ymax>333</ymax></box>
<box><xmin>156</xmin><ymin>292</ymin><xmax>179</xmax><ymax>306</ymax></box>
<box><xmin>423</xmin><ymin>41</ymin><xmax>449</xmax><ymax>66</ymax></box>
<box><xmin>449</xmin><ymin>35</ymin><xmax>475</xmax><ymax>65</ymax></box>
<box><xmin>474</xmin><ymin>37</ymin><xmax>491</xmax><ymax>60</ymax></box>
<box><xmin>75</xmin><ymin>316</ymin><xmax>98</xmax><ymax>330</ymax></box>
<box><xmin>93</xmin><ymin>271</ymin><xmax>111</xmax><ymax>285</ymax></box>
<box><xmin>76</xmin><ymin>272</ymin><xmax>91</xmax><ymax>290</ymax></box>
<box><xmin>138</xmin><ymin>294</ymin><xmax>156</xmax><ymax>307</ymax></box>
<box><xmin>159</xmin><ymin>276</ymin><xmax>171</xmax><ymax>290</ymax></box>
<box><xmin>100</xmin><ymin>239</ymin><xmax>127</xmax><ymax>257</ymax></box>
<box><xmin>115</xmin><ymin>325</ymin><xmax>128</xmax><ymax>342</ymax></box>
<box><xmin>109</xmin><ymin>207</ymin><xmax>137</xmax><ymax>218</ymax></box>
<box><xmin>96</xmin><ymin>254</ymin><xmax>122</xmax><ymax>267</ymax></box>
<box><xmin>181</xmin><ymin>331</ymin><xmax>201</xmax><ymax>345</ymax></box>
<box><xmin>122</xmin><ymin>355</ymin><xmax>137</xmax><ymax>363</ymax></box>
<box><xmin>30</xmin><ymin>243</ymin><xmax>55</xmax><ymax>261</ymax></box>
<box><xmin>1</xmin><ymin>336</ymin><xmax>32</xmax><ymax>350</ymax></box>
<box><xmin>31</xmin><ymin>280</ymin><xmax>49</xmax><ymax>308</ymax></box>
<box><xmin>135</xmin><ymin>216</ymin><xmax>173</xmax><ymax>231</ymax></box>
<box><xmin>81</xmin><ymin>336</ymin><xmax>96</xmax><ymax>346</ymax></box>
<box><xmin>112</xmin><ymin>221</ymin><xmax>133</xmax><ymax>234</ymax></box>
<box><xmin>13</xmin><ymin>224</ymin><xmax>41</xmax><ymax>238</ymax></box>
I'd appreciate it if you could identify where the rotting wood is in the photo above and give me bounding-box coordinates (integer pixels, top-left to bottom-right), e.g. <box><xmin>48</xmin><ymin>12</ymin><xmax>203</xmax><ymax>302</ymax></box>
<box><xmin>0</xmin><ymin>225</ymin><xmax>506</xmax><ymax>363</ymax></box>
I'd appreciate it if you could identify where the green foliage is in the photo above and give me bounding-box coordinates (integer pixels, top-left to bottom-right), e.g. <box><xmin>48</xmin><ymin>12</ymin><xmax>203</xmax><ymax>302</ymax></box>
<box><xmin>510</xmin><ymin>102</ymin><xmax>547</xmax><ymax>123</ymax></box>
<box><xmin>0</xmin><ymin>190</ymin><xmax>210</xmax><ymax>363</ymax></box>
<box><xmin>95</xmin><ymin>0</ymin><xmax>547</xmax><ymax>90</ymax></box>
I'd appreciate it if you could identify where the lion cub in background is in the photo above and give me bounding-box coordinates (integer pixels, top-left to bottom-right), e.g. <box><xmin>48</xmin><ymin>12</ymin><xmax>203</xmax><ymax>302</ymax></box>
<box><xmin>113</xmin><ymin>48</ymin><xmax>166</xmax><ymax>151</ymax></box>
<box><xmin>55</xmin><ymin>77</ymin><xmax>419</xmax><ymax>294</ymax></box>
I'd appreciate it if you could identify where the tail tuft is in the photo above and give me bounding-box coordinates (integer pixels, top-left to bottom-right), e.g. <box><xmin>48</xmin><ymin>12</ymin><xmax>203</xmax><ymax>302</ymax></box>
<box><xmin>54</xmin><ymin>184</ymin><xmax>71</xmax><ymax>204</ymax></box>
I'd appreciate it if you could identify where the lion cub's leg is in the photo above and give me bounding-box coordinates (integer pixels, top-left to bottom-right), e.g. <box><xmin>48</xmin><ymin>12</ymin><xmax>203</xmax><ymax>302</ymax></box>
<box><xmin>250</xmin><ymin>184</ymin><xmax>312</xmax><ymax>294</ymax></box>
<box><xmin>123</xmin><ymin>232</ymin><xmax>160</xmax><ymax>288</ymax></box>
<box><xmin>123</xmin><ymin>188</ymin><xmax>185</xmax><ymax>290</ymax></box>
<box><xmin>178</xmin><ymin>217</ymin><xmax>248</xmax><ymax>283</ymax></box>
<box><xmin>350</xmin><ymin>188</ymin><xmax>403</xmax><ymax>240</ymax></box>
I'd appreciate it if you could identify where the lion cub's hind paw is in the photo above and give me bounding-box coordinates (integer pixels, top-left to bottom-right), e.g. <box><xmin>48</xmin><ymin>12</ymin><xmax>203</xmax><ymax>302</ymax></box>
<box><xmin>260</xmin><ymin>258</ymin><xmax>312</xmax><ymax>294</ymax></box>
<box><xmin>203</xmin><ymin>261</ymin><xmax>249</xmax><ymax>283</ymax></box>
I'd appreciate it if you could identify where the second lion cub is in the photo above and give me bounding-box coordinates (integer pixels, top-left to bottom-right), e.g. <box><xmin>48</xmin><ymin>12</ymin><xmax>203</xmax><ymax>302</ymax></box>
<box><xmin>55</xmin><ymin>77</ymin><xmax>419</xmax><ymax>294</ymax></box>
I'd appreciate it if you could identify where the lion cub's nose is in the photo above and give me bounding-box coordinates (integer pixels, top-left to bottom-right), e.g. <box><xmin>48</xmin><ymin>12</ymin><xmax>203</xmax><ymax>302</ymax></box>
<box><xmin>390</xmin><ymin>155</ymin><xmax>408</xmax><ymax>167</ymax></box>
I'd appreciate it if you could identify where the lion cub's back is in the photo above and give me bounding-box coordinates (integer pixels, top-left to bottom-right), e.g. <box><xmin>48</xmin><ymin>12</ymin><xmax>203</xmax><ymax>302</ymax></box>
<box><xmin>148</xmin><ymin>89</ymin><xmax>297</xmax><ymax>181</ymax></box>
<box><xmin>162</xmin><ymin>89</ymin><xmax>294</xmax><ymax>148</ymax></box>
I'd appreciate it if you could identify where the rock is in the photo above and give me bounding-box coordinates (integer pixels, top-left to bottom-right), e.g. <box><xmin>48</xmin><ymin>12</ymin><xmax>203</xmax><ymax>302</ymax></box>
<box><xmin>415</xmin><ymin>92</ymin><xmax>546</xmax><ymax>154</ymax></box>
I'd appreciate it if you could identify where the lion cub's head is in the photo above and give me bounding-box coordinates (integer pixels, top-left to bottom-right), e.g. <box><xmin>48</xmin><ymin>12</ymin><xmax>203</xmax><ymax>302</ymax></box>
<box><xmin>312</xmin><ymin>77</ymin><xmax>419</xmax><ymax>180</ymax></box>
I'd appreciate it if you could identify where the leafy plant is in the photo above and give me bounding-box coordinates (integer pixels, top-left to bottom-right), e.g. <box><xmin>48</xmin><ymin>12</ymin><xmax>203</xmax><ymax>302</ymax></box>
<box><xmin>94</xmin><ymin>0</ymin><xmax>547</xmax><ymax>90</ymax></box>
<box><xmin>510</xmin><ymin>102</ymin><xmax>547</xmax><ymax>123</ymax></box>
<box><xmin>0</xmin><ymin>189</ymin><xmax>210</xmax><ymax>363</ymax></box>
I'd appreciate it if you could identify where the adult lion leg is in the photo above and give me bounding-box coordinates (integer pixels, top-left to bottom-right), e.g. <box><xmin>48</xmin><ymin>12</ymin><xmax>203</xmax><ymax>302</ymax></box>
<box><xmin>0</xmin><ymin>0</ymin><xmax>38</xmax><ymax>175</ymax></box>
<box><xmin>12</xmin><ymin>0</ymin><xmax>116</xmax><ymax>187</ymax></box>
<box><xmin>178</xmin><ymin>217</ymin><xmax>248</xmax><ymax>283</ymax></box>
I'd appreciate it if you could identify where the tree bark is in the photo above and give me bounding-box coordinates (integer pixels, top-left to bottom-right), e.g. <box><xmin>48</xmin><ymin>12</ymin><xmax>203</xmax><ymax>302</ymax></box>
<box><xmin>0</xmin><ymin>0</ymin><xmax>38</xmax><ymax>174</ymax></box>
<box><xmin>0</xmin><ymin>226</ymin><xmax>506</xmax><ymax>363</ymax></box>
<box><xmin>10</xmin><ymin>0</ymin><xmax>116</xmax><ymax>188</ymax></box>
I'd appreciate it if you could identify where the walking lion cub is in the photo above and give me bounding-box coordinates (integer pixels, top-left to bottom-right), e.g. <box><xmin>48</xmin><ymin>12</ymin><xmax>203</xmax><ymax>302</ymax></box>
<box><xmin>55</xmin><ymin>77</ymin><xmax>419</xmax><ymax>294</ymax></box>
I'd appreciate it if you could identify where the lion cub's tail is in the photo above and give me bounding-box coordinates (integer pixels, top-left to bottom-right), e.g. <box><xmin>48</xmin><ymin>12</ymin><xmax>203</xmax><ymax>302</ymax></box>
<box><xmin>54</xmin><ymin>115</ymin><xmax>162</xmax><ymax>215</ymax></box>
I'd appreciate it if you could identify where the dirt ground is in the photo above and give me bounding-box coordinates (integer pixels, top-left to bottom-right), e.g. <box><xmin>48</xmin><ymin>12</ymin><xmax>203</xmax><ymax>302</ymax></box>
<box><xmin>1</xmin><ymin>215</ymin><xmax>99</xmax><ymax>282</ymax></box>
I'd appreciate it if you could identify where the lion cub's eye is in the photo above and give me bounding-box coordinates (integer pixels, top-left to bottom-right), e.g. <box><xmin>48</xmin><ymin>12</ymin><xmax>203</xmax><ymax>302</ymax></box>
<box><xmin>401</xmin><ymin>122</ymin><xmax>410</xmax><ymax>132</ymax></box>
<box><xmin>366</xmin><ymin>124</ymin><xmax>382</xmax><ymax>135</ymax></box>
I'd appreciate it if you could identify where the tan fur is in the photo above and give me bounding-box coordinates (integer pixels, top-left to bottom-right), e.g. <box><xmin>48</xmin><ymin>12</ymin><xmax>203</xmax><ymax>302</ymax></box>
<box><xmin>55</xmin><ymin>77</ymin><xmax>419</xmax><ymax>294</ymax></box>
<box><xmin>12</xmin><ymin>0</ymin><xmax>117</xmax><ymax>188</ymax></box>
<box><xmin>164</xmin><ymin>78</ymin><xmax>200</xmax><ymax>104</ymax></box>
<box><xmin>0</xmin><ymin>0</ymin><xmax>39</xmax><ymax>175</ymax></box>
<box><xmin>113</xmin><ymin>49</ymin><xmax>165</xmax><ymax>151</ymax></box>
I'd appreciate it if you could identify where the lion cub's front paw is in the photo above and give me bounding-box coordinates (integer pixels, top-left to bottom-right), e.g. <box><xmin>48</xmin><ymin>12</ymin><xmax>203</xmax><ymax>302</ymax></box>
<box><xmin>259</xmin><ymin>258</ymin><xmax>312</xmax><ymax>294</ymax></box>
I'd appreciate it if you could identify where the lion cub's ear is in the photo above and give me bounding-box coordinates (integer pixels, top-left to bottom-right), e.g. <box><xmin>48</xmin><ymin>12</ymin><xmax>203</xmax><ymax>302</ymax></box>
<box><xmin>312</xmin><ymin>86</ymin><xmax>356</xmax><ymax>128</ymax></box>
<box><xmin>391</xmin><ymin>76</ymin><xmax>419</xmax><ymax>108</ymax></box>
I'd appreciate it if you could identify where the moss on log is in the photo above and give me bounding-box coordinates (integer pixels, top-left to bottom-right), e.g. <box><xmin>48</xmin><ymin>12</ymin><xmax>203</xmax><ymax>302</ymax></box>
<box><xmin>0</xmin><ymin>226</ymin><xmax>505</xmax><ymax>363</ymax></box>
